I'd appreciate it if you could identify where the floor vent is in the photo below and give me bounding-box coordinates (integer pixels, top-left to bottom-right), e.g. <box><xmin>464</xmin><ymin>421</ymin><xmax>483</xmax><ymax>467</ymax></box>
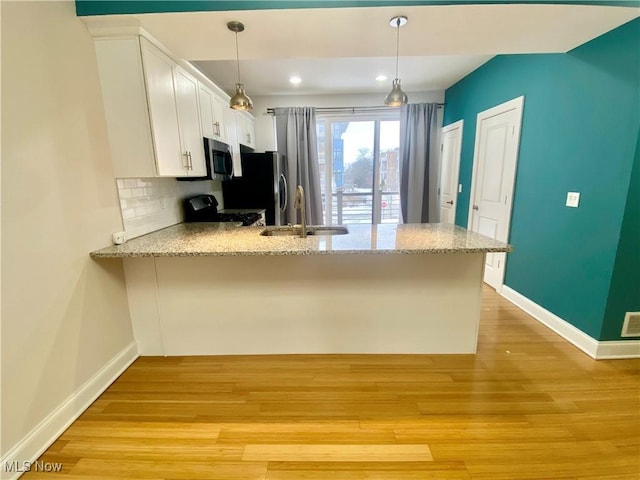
<box><xmin>621</xmin><ymin>312</ymin><xmax>640</xmax><ymax>337</ymax></box>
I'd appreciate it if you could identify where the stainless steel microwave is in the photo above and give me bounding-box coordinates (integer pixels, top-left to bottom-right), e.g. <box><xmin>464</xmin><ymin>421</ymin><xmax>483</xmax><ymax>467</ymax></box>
<box><xmin>203</xmin><ymin>137</ymin><xmax>234</xmax><ymax>181</ymax></box>
<box><xmin>179</xmin><ymin>137</ymin><xmax>234</xmax><ymax>181</ymax></box>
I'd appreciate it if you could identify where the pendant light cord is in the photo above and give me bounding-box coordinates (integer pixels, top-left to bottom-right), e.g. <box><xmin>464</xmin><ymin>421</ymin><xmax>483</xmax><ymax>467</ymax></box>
<box><xmin>235</xmin><ymin>31</ymin><xmax>241</xmax><ymax>84</ymax></box>
<box><xmin>395</xmin><ymin>17</ymin><xmax>400</xmax><ymax>80</ymax></box>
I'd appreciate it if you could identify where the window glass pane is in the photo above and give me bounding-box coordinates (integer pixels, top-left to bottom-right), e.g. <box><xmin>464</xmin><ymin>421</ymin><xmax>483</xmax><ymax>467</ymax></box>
<box><xmin>316</xmin><ymin>121</ymin><xmax>327</xmax><ymax>221</ymax></box>
<box><xmin>341</xmin><ymin>121</ymin><xmax>374</xmax><ymax>192</ymax></box>
<box><xmin>379</xmin><ymin>120</ymin><xmax>401</xmax><ymax>224</ymax></box>
<box><xmin>337</xmin><ymin>121</ymin><xmax>374</xmax><ymax>224</ymax></box>
<box><xmin>315</xmin><ymin>115</ymin><xmax>399</xmax><ymax>225</ymax></box>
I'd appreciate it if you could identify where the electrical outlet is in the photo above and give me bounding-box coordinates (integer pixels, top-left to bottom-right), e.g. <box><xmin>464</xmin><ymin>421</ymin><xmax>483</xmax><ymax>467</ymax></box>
<box><xmin>112</xmin><ymin>231</ymin><xmax>126</xmax><ymax>245</ymax></box>
<box><xmin>566</xmin><ymin>192</ymin><xmax>580</xmax><ymax>208</ymax></box>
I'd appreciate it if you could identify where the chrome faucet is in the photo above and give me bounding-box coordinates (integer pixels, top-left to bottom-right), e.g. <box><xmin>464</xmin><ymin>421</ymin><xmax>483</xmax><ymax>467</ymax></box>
<box><xmin>293</xmin><ymin>185</ymin><xmax>307</xmax><ymax>238</ymax></box>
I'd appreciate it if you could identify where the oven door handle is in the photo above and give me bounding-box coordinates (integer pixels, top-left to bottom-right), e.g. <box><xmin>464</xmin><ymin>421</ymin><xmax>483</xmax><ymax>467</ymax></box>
<box><xmin>280</xmin><ymin>174</ymin><xmax>288</xmax><ymax>212</ymax></box>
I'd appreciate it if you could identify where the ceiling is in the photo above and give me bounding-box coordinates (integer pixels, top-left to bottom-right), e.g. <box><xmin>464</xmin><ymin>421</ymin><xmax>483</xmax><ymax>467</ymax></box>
<box><xmin>84</xmin><ymin>4</ymin><xmax>639</xmax><ymax>97</ymax></box>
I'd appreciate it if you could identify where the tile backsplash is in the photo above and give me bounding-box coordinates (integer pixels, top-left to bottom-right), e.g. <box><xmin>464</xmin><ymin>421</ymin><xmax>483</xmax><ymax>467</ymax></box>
<box><xmin>116</xmin><ymin>177</ymin><xmax>223</xmax><ymax>240</ymax></box>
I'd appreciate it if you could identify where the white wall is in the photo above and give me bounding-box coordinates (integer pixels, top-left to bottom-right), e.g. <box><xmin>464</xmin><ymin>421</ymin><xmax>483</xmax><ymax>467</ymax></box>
<box><xmin>251</xmin><ymin>91</ymin><xmax>445</xmax><ymax>151</ymax></box>
<box><xmin>1</xmin><ymin>0</ymin><xmax>134</xmax><ymax>462</ymax></box>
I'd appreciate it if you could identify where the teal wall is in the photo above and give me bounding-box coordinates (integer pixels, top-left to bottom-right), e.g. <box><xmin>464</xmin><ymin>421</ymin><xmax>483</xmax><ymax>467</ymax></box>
<box><xmin>75</xmin><ymin>0</ymin><xmax>640</xmax><ymax>16</ymax></box>
<box><xmin>602</xmin><ymin>129</ymin><xmax>640</xmax><ymax>340</ymax></box>
<box><xmin>443</xmin><ymin>18</ymin><xmax>640</xmax><ymax>340</ymax></box>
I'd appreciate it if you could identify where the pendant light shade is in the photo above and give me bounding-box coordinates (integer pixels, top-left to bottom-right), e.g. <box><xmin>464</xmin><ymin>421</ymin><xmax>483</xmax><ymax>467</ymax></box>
<box><xmin>230</xmin><ymin>83</ymin><xmax>253</xmax><ymax>111</ymax></box>
<box><xmin>227</xmin><ymin>21</ymin><xmax>253</xmax><ymax>111</ymax></box>
<box><xmin>384</xmin><ymin>78</ymin><xmax>408</xmax><ymax>107</ymax></box>
<box><xmin>384</xmin><ymin>16</ymin><xmax>408</xmax><ymax>107</ymax></box>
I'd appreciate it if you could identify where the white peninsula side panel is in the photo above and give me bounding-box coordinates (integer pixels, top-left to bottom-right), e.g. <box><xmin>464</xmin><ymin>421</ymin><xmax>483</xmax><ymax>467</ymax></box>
<box><xmin>124</xmin><ymin>252</ymin><xmax>485</xmax><ymax>356</ymax></box>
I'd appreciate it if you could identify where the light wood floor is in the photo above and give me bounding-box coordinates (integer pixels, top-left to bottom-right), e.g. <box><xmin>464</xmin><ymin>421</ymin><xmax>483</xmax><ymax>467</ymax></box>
<box><xmin>25</xmin><ymin>287</ymin><xmax>639</xmax><ymax>479</ymax></box>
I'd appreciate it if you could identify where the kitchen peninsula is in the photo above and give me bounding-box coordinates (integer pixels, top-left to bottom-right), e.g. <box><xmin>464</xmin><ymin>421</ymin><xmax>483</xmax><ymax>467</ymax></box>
<box><xmin>92</xmin><ymin>223</ymin><xmax>511</xmax><ymax>355</ymax></box>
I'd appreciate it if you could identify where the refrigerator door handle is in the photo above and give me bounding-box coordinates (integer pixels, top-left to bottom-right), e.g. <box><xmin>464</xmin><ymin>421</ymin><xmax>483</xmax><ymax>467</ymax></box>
<box><xmin>280</xmin><ymin>174</ymin><xmax>288</xmax><ymax>212</ymax></box>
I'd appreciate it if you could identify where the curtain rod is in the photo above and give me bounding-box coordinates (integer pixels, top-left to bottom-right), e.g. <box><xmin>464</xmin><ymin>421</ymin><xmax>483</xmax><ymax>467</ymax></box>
<box><xmin>266</xmin><ymin>104</ymin><xmax>444</xmax><ymax>115</ymax></box>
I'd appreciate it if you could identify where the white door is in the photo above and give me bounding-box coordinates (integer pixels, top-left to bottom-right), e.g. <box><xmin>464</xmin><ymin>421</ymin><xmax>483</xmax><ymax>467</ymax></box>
<box><xmin>439</xmin><ymin>120</ymin><xmax>463</xmax><ymax>224</ymax></box>
<box><xmin>468</xmin><ymin>96</ymin><xmax>524</xmax><ymax>289</ymax></box>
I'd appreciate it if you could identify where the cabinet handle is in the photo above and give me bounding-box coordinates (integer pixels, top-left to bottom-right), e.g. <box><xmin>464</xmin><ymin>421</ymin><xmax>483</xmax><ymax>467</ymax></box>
<box><xmin>445</xmin><ymin>200</ymin><xmax>454</xmax><ymax>205</ymax></box>
<box><xmin>182</xmin><ymin>151</ymin><xmax>190</xmax><ymax>169</ymax></box>
<box><xmin>182</xmin><ymin>151</ymin><xmax>192</xmax><ymax>170</ymax></box>
<box><xmin>247</xmin><ymin>133</ymin><xmax>251</xmax><ymax>143</ymax></box>
<box><xmin>473</xmin><ymin>204</ymin><xmax>479</xmax><ymax>211</ymax></box>
<box><xmin>214</xmin><ymin>121</ymin><xmax>220</xmax><ymax>137</ymax></box>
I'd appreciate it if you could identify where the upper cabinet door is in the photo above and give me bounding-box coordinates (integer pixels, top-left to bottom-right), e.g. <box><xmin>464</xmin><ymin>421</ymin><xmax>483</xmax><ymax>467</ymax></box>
<box><xmin>198</xmin><ymin>84</ymin><xmax>216</xmax><ymax>139</ymax></box>
<box><xmin>236</xmin><ymin>114</ymin><xmax>256</xmax><ymax>149</ymax></box>
<box><xmin>174</xmin><ymin>66</ymin><xmax>206</xmax><ymax>176</ymax></box>
<box><xmin>198</xmin><ymin>83</ymin><xmax>227</xmax><ymax>142</ymax></box>
<box><xmin>245</xmin><ymin>115</ymin><xmax>255</xmax><ymax>148</ymax></box>
<box><xmin>140</xmin><ymin>40</ymin><xmax>185</xmax><ymax>176</ymax></box>
<box><xmin>224</xmin><ymin>108</ymin><xmax>242</xmax><ymax>177</ymax></box>
<box><xmin>211</xmin><ymin>94</ymin><xmax>227</xmax><ymax>142</ymax></box>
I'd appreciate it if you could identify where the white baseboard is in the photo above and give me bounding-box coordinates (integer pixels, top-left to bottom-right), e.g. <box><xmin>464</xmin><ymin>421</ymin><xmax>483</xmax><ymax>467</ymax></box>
<box><xmin>499</xmin><ymin>286</ymin><xmax>639</xmax><ymax>360</ymax></box>
<box><xmin>1</xmin><ymin>342</ymin><xmax>139</xmax><ymax>480</ymax></box>
<box><xmin>596</xmin><ymin>340</ymin><xmax>640</xmax><ymax>359</ymax></box>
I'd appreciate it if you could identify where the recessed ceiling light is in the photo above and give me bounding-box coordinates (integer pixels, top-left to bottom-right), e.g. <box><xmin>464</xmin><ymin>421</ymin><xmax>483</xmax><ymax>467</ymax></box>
<box><xmin>376</xmin><ymin>75</ymin><xmax>387</xmax><ymax>82</ymax></box>
<box><xmin>289</xmin><ymin>76</ymin><xmax>302</xmax><ymax>85</ymax></box>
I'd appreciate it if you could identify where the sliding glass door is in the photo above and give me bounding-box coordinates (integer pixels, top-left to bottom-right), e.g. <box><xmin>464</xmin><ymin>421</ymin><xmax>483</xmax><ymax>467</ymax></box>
<box><xmin>317</xmin><ymin>114</ymin><xmax>400</xmax><ymax>225</ymax></box>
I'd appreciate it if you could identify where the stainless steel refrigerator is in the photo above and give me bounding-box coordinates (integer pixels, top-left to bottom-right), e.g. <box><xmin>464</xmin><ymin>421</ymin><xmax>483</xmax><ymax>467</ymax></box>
<box><xmin>222</xmin><ymin>152</ymin><xmax>288</xmax><ymax>225</ymax></box>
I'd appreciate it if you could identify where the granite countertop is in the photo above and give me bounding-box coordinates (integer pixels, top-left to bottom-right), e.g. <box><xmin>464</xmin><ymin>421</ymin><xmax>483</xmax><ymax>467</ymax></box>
<box><xmin>90</xmin><ymin>223</ymin><xmax>512</xmax><ymax>258</ymax></box>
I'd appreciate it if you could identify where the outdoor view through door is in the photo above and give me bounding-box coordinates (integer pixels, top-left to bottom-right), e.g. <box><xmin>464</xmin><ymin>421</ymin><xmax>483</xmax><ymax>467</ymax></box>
<box><xmin>316</xmin><ymin>114</ymin><xmax>401</xmax><ymax>225</ymax></box>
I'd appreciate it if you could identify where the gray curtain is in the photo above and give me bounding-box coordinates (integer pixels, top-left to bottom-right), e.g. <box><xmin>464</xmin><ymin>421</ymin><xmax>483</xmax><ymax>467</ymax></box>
<box><xmin>399</xmin><ymin>103</ymin><xmax>440</xmax><ymax>223</ymax></box>
<box><xmin>274</xmin><ymin>107</ymin><xmax>323</xmax><ymax>225</ymax></box>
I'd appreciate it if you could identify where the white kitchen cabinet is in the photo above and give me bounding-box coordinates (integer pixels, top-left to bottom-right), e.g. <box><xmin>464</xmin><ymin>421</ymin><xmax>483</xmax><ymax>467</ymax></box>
<box><xmin>247</xmin><ymin>116</ymin><xmax>256</xmax><ymax>149</ymax></box>
<box><xmin>236</xmin><ymin>113</ymin><xmax>256</xmax><ymax>149</ymax></box>
<box><xmin>198</xmin><ymin>83</ymin><xmax>227</xmax><ymax>143</ymax></box>
<box><xmin>139</xmin><ymin>39</ymin><xmax>205</xmax><ymax>177</ymax></box>
<box><xmin>224</xmin><ymin>108</ymin><xmax>242</xmax><ymax>177</ymax></box>
<box><xmin>212</xmin><ymin>95</ymin><xmax>228</xmax><ymax>142</ymax></box>
<box><xmin>138</xmin><ymin>41</ymin><xmax>185</xmax><ymax>176</ymax></box>
<box><xmin>198</xmin><ymin>84</ymin><xmax>215</xmax><ymax>140</ymax></box>
<box><xmin>93</xmin><ymin>36</ymin><xmax>205</xmax><ymax>177</ymax></box>
<box><xmin>173</xmin><ymin>66</ymin><xmax>206</xmax><ymax>176</ymax></box>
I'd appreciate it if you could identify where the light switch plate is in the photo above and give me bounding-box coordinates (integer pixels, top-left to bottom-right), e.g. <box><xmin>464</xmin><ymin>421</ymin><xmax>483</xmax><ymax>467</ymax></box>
<box><xmin>566</xmin><ymin>192</ymin><xmax>580</xmax><ymax>208</ymax></box>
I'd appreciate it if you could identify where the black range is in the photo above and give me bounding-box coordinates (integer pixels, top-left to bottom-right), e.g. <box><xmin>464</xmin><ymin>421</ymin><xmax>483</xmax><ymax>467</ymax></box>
<box><xmin>183</xmin><ymin>194</ymin><xmax>262</xmax><ymax>226</ymax></box>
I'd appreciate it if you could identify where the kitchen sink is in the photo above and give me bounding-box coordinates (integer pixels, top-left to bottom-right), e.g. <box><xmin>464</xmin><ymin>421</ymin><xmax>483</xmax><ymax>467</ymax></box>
<box><xmin>260</xmin><ymin>227</ymin><xmax>301</xmax><ymax>236</ymax></box>
<box><xmin>260</xmin><ymin>226</ymin><xmax>349</xmax><ymax>237</ymax></box>
<box><xmin>307</xmin><ymin>226</ymin><xmax>349</xmax><ymax>236</ymax></box>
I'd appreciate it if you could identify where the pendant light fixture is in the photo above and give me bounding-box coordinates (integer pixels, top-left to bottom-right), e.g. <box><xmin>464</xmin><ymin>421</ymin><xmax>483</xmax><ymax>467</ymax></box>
<box><xmin>227</xmin><ymin>21</ymin><xmax>253</xmax><ymax>111</ymax></box>
<box><xmin>384</xmin><ymin>16</ymin><xmax>408</xmax><ymax>107</ymax></box>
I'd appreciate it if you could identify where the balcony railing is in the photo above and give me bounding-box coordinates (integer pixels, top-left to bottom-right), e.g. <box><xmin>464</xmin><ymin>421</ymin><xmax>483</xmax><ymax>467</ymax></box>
<box><xmin>322</xmin><ymin>191</ymin><xmax>401</xmax><ymax>224</ymax></box>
